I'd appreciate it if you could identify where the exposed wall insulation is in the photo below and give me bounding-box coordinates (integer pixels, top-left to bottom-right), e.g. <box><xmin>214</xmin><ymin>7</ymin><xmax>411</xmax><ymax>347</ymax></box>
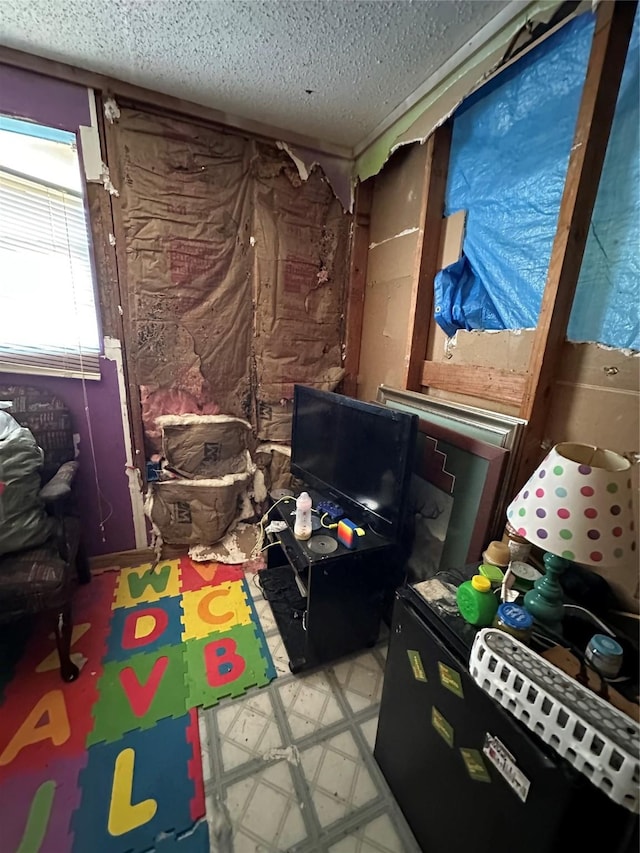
<box><xmin>252</xmin><ymin>143</ymin><xmax>349</xmax><ymax>441</ymax></box>
<box><xmin>113</xmin><ymin>109</ymin><xmax>253</xmax><ymax>433</ymax></box>
<box><xmin>108</xmin><ymin>107</ymin><xmax>349</xmax><ymax>448</ymax></box>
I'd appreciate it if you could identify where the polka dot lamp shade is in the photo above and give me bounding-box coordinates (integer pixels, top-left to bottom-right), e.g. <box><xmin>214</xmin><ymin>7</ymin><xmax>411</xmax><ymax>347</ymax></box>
<box><xmin>506</xmin><ymin>443</ymin><xmax>636</xmax><ymax>567</ymax></box>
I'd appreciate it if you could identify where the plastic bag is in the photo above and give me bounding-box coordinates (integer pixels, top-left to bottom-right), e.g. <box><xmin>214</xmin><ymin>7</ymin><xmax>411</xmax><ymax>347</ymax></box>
<box><xmin>0</xmin><ymin>411</ymin><xmax>53</xmax><ymax>556</ymax></box>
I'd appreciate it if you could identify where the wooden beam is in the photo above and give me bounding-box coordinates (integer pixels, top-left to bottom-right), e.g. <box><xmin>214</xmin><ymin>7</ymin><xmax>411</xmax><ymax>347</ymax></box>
<box><xmin>517</xmin><ymin>0</ymin><xmax>637</xmax><ymax>480</ymax></box>
<box><xmin>0</xmin><ymin>45</ymin><xmax>352</xmax><ymax>160</ymax></box>
<box><xmin>421</xmin><ymin>362</ymin><xmax>527</xmax><ymax>408</ymax></box>
<box><xmin>404</xmin><ymin>122</ymin><xmax>452</xmax><ymax>391</ymax></box>
<box><xmin>342</xmin><ymin>180</ymin><xmax>373</xmax><ymax>397</ymax></box>
<box><xmin>100</xmin><ymin>96</ymin><xmax>148</xmax><ymax>482</ymax></box>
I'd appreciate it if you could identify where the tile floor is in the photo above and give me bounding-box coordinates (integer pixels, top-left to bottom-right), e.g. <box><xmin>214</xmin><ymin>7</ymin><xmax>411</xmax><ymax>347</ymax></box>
<box><xmin>198</xmin><ymin>572</ymin><xmax>422</xmax><ymax>853</ymax></box>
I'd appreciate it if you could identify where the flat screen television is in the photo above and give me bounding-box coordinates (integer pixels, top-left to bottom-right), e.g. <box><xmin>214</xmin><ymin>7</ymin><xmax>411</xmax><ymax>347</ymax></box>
<box><xmin>291</xmin><ymin>385</ymin><xmax>418</xmax><ymax>540</ymax></box>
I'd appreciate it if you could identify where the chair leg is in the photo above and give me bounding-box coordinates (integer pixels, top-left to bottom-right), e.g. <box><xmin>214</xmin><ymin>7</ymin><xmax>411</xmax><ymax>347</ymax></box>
<box><xmin>76</xmin><ymin>541</ymin><xmax>91</xmax><ymax>585</ymax></box>
<box><xmin>54</xmin><ymin>606</ymin><xmax>79</xmax><ymax>682</ymax></box>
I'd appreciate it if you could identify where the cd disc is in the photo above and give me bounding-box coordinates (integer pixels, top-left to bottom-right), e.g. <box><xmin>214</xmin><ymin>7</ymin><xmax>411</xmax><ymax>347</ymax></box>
<box><xmin>307</xmin><ymin>535</ymin><xmax>338</xmax><ymax>554</ymax></box>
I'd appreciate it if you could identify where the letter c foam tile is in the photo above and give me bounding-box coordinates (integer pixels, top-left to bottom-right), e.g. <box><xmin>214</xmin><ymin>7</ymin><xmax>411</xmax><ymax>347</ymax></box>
<box><xmin>179</xmin><ymin>581</ymin><xmax>252</xmax><ymax>641</ymax></box>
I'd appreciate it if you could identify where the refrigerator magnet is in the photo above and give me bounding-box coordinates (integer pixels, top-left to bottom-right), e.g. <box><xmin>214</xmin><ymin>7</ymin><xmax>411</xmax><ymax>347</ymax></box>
<box><xmin>407</xmin><ymin>649</ymin><xmax>427</xmax><ymax>682</ymax></box>
<box><xmin>459</xmin><ymin>748</ymin><xmax>491</xmax><ymax>783</ymax></box>
<box><xmin>431</xmin><ymin>706</ymin><xmax>454</xmax><ymax>748</ymax></box>
<box><xmin>438</xmin><ymin>662</ymin><xmax>464</xmax><ymax>699</ymax></box>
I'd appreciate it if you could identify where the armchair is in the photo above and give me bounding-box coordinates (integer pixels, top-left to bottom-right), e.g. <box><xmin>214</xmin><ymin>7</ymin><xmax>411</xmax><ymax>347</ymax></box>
<box><xmin>0</xmin><ymin>385</ymin><xmax>89</xmax><ymax>682</ymax></box>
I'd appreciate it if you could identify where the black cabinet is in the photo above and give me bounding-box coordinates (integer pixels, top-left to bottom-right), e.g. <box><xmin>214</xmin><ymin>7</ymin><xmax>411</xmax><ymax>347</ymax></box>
<box><xmin>260</xmin><ymin>495</ymin><xmax>403</xmax><ymax>672</ymax></box>
<box><xmin>375</xmin><ymin>587</ymin><xmax>638</xmax><ymax>853</ymax></box>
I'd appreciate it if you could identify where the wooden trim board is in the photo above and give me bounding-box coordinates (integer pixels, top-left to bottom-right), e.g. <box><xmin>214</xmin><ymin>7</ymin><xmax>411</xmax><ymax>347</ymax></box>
<box><xmin>516</xmin><ymin>0</ymin><xmax>637</xmax><ymax>480</ymax></box>
<box><xmin>421</xmin><ymin>362</ymin><xmax>527</xmax><ymax>408</ymax></box>
<box><xmin>343</xmin><ymin>180</ymin><xmax>373</xmax><ymax>396</ymax></box>
<box><xmin>404</xmin><ymin>122</ymin><xmax>452</xmax><ymax>391</ymax></box>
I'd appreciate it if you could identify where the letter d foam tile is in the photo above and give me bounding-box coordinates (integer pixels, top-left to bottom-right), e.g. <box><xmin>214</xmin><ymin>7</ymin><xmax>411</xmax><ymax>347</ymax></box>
<box><xmin>104</xmin><ymin>595</ymin><xmax>183</xmax><ymax>664</ymax></box>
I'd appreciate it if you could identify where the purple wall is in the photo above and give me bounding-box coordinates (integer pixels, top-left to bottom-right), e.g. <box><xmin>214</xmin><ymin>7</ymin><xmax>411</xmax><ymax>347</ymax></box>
<box><xmin>0</xmin><ymin>362</ymin><xmax>136</xmax><ymax>556</ymax></box>
<box><xmin>1</xmin><ymin>64</ymin><xmax>137</xmax><ymax>557</ymax></box>
<box><xmin>0</xmin><ymin>63</ymin><xmax>91</xmax><ymax>131</ymax></box>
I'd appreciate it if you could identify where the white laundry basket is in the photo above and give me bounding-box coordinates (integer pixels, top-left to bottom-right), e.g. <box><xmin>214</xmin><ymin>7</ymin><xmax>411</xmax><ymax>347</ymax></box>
<box><xmin>470</xmin><ymin>628</ymin><xmax>640</xmax><ymax>812</ymax></box>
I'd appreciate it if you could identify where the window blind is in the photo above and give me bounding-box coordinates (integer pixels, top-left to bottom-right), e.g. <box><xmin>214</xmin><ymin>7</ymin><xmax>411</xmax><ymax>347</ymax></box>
<box><xmin>0</xmin><ymin>167</ymin><xmax>101</xmax><ymax>379</ymax></box>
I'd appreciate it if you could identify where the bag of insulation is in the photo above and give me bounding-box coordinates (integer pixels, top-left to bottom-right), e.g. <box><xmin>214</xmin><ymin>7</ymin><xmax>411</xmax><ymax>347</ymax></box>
<box><xmin>0</xmin><ymin>409</ymin><xmax>54</xmax><ymax>555</ymax></box>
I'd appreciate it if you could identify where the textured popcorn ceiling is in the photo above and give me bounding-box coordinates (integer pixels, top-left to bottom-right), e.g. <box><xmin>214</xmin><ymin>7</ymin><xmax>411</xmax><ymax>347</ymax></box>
<box><xmin>0</xmin><ymin>0</ymin><xmax>509</xmax><ymax>148</ymax></box>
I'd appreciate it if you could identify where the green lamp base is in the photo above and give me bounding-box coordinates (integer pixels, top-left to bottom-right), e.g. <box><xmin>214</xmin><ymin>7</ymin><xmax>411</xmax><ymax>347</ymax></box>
<box><xmin>523</xmin><ymin>552</ymin><xmax>568</xmax><ymax>630</ymax></box>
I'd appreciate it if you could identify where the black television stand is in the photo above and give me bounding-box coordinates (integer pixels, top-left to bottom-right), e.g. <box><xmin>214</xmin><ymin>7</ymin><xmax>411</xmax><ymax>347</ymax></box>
<box><xmin>260</xmin><ymin>495</ymin><xmax>403</xmax><ymax>673</ymax></box>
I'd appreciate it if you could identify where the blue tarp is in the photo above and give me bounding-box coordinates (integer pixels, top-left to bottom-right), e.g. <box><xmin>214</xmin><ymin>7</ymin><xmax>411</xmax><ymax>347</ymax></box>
<box><xmin>435</xmin><ymin>11</ymin><xmax>639</xmax><ymax>350</ymax></box>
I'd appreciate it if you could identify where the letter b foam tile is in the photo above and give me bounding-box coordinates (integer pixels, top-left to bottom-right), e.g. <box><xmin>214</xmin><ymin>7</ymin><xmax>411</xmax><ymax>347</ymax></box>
<box><xmin>88</xmin><ymin>645</ymin><xmax>187</xmax><ymax>746</ymax></box>
<box><xmin>180</xmin><ymin>581</ymin><xmax>252</xmax><ymax>641</ymax></box>
<box><xmin>113</xmin><ymin>562</ymin><xmax>180</xmax><ymax>610</ymax></box>
<box><xmin>183</xmin><ymin>623</ymin><xmax>272</xmax><ymax>708</ymax></box>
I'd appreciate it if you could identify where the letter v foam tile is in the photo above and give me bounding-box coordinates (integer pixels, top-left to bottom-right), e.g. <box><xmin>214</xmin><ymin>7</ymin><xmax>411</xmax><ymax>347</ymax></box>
<box><xmin>87</xmin><ymin>644</ymin><xmax>188</xmax><ymax>746</ymax></box>
<box><xmin>178</xmin><ymin>555</ymin><xmax>244</xmax><ymax>593</ymax></box>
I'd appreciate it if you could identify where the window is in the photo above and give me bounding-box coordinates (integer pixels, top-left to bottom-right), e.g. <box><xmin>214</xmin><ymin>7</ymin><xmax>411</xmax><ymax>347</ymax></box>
<box><xmin>0</xmin><ymin>116</ymin><xmax>101</xmax><ymax>378</ymax></box>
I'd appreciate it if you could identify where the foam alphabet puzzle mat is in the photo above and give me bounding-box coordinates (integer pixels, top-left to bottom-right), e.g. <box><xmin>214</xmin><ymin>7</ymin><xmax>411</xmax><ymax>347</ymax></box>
<box><xmin>0</xmin><ymin>557</ymin><xmax>275</xmax><ymax>852</ymax></box>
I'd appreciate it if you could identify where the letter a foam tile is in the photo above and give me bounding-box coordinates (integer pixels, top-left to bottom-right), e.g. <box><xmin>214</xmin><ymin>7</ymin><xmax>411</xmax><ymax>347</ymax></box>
<box><xmin>72</xmin><ymin>715</ymin><xmax>194</xmax><ymax>853</ymax></box>
<box><xmin>87</xmin><ymin>644</ymin><xmax>188</xmax><ymax>745</ymax></box>
<box><xmin>113</xmin><ymin>562</ymin><xmax>180</xmax><ymax>610</ymax></box>
<box><xmin>180</xmin><ymin>580</ymin><xmax>253</xmax><ymax>641</ymax></box>
<box><xmin>183</xmin><ymin>623</ymin><xmax>273</xmax><ymax>709</ymax></box>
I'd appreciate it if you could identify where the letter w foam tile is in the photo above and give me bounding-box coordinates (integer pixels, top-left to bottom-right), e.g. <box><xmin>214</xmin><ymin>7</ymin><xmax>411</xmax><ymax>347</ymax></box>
<box><xmin>183</xmin><ymin>623</ymin><xmax>273</xmax><ymax>709</ymax></box>
<box><xmin>87</xmin><ymin>644</ymin><xmax>188</xmax><ymax>746</ymax></box>
<box><xmin>113</xmin><ymin>562</ymin><xmax>180</xmax><ymax>609</ymax></box>
<box><xmin>104</xmin><ymin>595</ymin><xmax>183</xmax><ymax>664</ymax></box>
<box><xmin>180</xmin><ymin>580</ymin><xmax>253</xmax><ymax>641</ymax></box>
<box><xmin>72</xmin><ymin>714</ymin><xmax>194</xmax><ymax>853</ymax></box>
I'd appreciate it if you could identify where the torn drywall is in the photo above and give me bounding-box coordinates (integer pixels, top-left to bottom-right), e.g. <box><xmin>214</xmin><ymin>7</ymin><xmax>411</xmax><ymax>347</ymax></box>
<box><xmin>280</xmin><ymin>141</ymin><xmax>354</xmax><ymax>211</ymax></box>
<box><xmin>354</xmin><ymin>0</ymin><xmax>572</xmax><ymax>181</ymax></box>
<box><xmin>369</xmin><ymin>227</ymin><xmax>419</xmax><ymax>250</ymax></box>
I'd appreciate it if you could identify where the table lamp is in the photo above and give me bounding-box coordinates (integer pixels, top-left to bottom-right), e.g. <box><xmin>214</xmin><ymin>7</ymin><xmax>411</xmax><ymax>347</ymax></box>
<box><xmin>506</xmin><ymin>443</ymin><xmax>636</xmax><ymax>629</ymax></box>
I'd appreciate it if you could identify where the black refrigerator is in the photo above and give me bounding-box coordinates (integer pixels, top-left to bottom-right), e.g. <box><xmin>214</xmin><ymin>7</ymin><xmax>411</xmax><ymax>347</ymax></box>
<box><xmin>374</xmin><ymin>586</ymin><xmax>638</xmax><ymax>853</ymax></box>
